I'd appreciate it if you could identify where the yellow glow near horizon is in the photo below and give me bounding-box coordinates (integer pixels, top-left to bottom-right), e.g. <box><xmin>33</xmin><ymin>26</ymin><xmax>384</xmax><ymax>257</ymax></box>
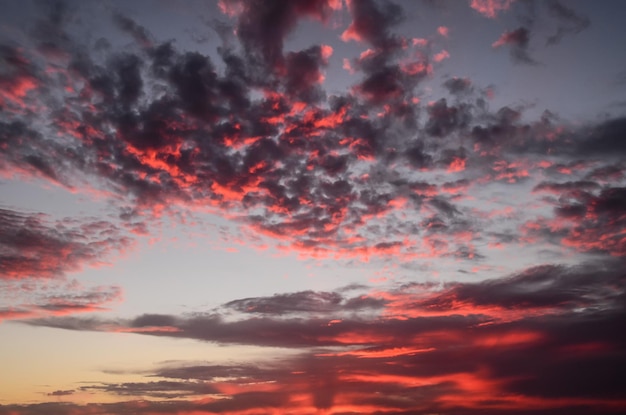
<box><xmin>0</xmin><ymin>323</ymin><xmax>292</xmax><ymax>404</ymax></box>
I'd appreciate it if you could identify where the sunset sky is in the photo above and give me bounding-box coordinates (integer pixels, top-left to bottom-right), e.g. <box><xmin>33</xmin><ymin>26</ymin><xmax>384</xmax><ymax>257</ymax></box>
<box><xmin>1</xmin><ymin>0</ymin><xmax>626</xmax><ymax>413</ymax></box>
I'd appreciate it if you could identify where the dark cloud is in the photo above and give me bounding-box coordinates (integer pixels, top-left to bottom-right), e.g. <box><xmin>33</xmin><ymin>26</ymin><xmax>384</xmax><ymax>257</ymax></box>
<box><xmin>0</xmin><ymin>209</ymin><xmax>132</xmax><ymax>280</ymax></box>
<box><xmin>29</xmin><ymin>0</ymin><xmax>76</xmax><ymax>58</ymax></box>
<box><xmin>443</xmin><ymin>77</ymin><xmax>473</xmax><ymax>95</ymax></box>
<box><xmin>3</xmin><ymin>0</ymin><xmax>608</xmax><ymax>261</ymax></box>
<box><xmin>1</xmin><ymin>2</ymin><xmax>625</xmax><ymax>413</ymax></box>
<box><xmin>25</xmin><ymin>259</ymin><xmax>626</xmax><ymax>340</ymax></box>
<box><xmin>429</xmin><ymin>196</ymin><xmax>461</xmax><ymax>218</ymax></box>
<box><xmin>533</xmin><ymin>180</ymin><xmax>601</xmax><ymax>194</ymax></box>
<box><xmin>112</xmin><ymin>13</ymin><xmax>153</xmax><ymax>48</ymax></box>
<box><xmin>0</xmin><ymin>46</ymin><xmax>40</xmax><ymax>114</ymax></box>
<box><xmin>545</xmin><ymin>0</ymin><xmax>590</xmax><ymax>45</ymax></box>
<box><xmin>425</xmin><ymin>99</ymin><xmax>472</xmax><ymax>137</ymax></box>
<box><xmin>1</xmin><ymin>10</ymin><xmax>621</xmax><ymax>265</ymax></box>
<box><xmin>224</xmin><ymin>290</ymin><xmax>384</xmax><ymax>315</ymax></box>
<box><xmin>492</xmin><ymin>27</ymin><xmax>538</xmax><ymax>65</ymax></box>
<box><xmin>15</xmin><ymin>260</ymin><xmax>626</xmax><ymax>413</ymax></box>
<box><xmin>47</xmin><ymin>389</ymin><xmax>74</xmax><ymax>397</ymax></box>
<box><xmin>424</xmin><ymin>261</ymin><xmax>625</xmax><ymax>311</ymax></box>
<box><xmin>341</xmin><ymin>0</ymin><xmax>403</xmax><ymax>48</ymax></box>
<box><xmin>586</xmin><ymin>164</ymin><xmax>625</xmax><ymax>182</ymax></box>
<box><xmin>578</xmin><ymin>117</ymin><xmax>626</xmax><ymax>156</ymax></box>
<box><xmin>80</xmin><ymin>380</ymin><xmax>219</xmax><ymax>399</ymax></box>
<box><xmin>405</xmin><ymin>141</ymin><xmax>433</xmax><ymax>169</ymax></box>
<box><xmin>524</xmin><ymin>186</ymin><xmax>626</xmax><ymax>256</ymax></box>
<box><xmin>0</xmin><ymin>280</ymin><xmax>123</xmax><ymax>322</ymax></box>
<box><xmin>283</xmin><ymin>45</ymin><xmax>328</xmax><ymax>104</ymax></box>
<box><xmin>225</xmin><ymin>0</ymin><xmax>335</xmax><ymax>72</ymax></box>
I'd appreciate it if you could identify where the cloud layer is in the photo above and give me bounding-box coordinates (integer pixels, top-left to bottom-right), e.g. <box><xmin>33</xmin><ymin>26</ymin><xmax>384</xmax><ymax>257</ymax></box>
<box><xmin>15</xmin><ymin>259</ymin><xmax>626</xmax><ymax>413</ymax></box>
<box><xmin>1</xmin><ymin>0</ymin><xmax>624</xmax><ymax>414</ymax></box>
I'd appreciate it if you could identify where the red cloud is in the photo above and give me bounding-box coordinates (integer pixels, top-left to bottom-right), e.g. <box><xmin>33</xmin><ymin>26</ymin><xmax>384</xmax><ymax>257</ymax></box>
<box><xmin>0</xmin><ymin>283</ymin><xmax>123</xmax><ymax>323</ymax></box>
<box><xmin>493</xmin><ymin>27</ymin><xmax>529</xmax><ymax>48</ymax></box>
<box><xmin>470</xmin><ymin>0</ymin><xmax>514</xmax><ymax>18</ymax></box>
<box><xmin>0</xmin><ymin>209</ymin><xmax>134</xmax><ymax>280</ymax></box>
<box><xmin>18</xmin><ymin>260</ymin><xmax>626</xmax><ymax>413</ymax></box>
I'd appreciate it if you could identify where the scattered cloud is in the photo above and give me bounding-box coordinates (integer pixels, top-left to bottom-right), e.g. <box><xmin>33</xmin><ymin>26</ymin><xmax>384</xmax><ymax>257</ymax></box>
<box><xmin>0</xmin><ymin>1</ymin><xmax>624</xmax><ymax>413</ymax></box>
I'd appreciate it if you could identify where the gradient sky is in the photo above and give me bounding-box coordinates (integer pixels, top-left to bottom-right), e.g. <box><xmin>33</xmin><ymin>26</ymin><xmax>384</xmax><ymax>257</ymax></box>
<box><xmin>1</xmin><ymin>0</ymin><xmax>626</xmax><ymax>414</ymax></box>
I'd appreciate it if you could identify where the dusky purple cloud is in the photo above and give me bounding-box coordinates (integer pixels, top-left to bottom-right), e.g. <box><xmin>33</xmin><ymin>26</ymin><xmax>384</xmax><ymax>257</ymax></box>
<box><xmin>15</xmin><ymin>259</ymin><xmax>626</xmax><ymax>413</ymax></box>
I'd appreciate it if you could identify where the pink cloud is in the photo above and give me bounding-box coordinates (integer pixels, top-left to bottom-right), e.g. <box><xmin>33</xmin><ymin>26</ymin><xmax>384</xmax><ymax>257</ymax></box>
<box><xmin>18</xmin><ymin>261</ymin><xmax>626</xmax><ymax>413</ymax></box>
<box><xmin>433</xmin><ymin>49</ymin><xmax>450</xmax><ymax>62</ymax></box>
<box><xmin>470</xmin><ymin>0</ymin><xmax>514</xmax><ymax>18</ymax></box>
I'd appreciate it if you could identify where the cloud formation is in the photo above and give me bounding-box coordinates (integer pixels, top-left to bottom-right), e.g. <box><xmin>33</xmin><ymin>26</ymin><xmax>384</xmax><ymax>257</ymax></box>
<box><xmin>0</xmin><ymin>209</ymin><xmax>132</xmax><ymax>280</ymax></box>
<box><xmin>0</xmin><ymin>0</ymin><xmax>613</xmax><ymax>266</ymax></box>
<box><xmin>16</xmin><ymin>259</ymin><xmax>626</xmax><ymax>414</ymax></box>
<box><xmin>0</xmin><ymin>0</ymin><xmax>624</xmax><ymax>413</ymax></box>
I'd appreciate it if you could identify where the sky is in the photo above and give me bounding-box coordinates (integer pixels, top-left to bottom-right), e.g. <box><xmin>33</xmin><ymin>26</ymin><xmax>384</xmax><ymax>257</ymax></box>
<box><xmin>1</xmin><ymin>0</ymin><xmax>626</xmax><ymax>413</ymax></box>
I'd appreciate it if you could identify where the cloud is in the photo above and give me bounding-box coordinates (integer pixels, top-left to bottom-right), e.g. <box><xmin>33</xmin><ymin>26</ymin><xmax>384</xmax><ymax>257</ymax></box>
<box><xmin>224</xmin><ymin>290</ymin><xmax>385</xmax><ymax>315</ymax></box>
<box><xmin>0</xmin><ymin>279</ymin><xmax>123</xmax><ymax>322</ymax></box>
<box><xmin>341</xmin><ymin>0</ymin><xmax>403</xmax><ymax>47</ymax></box>
<box><xmin>80</xmin><ymin>380</ymin><xmax>219</xmax><ymax>399</ymax></box>
<box><xmin>425</xmin><ymin>99</ymin><xmax>472</xmax><ymax>137</ymax></box>
<box><xmin>492</xmin><ymin>27</ymin><xmax>538</xmax><ymax>65</ymax></box>
<box><xmin>577</xmin><ymin>117</ymin><xmax>626</xmax><ymax>156</ymax></box>
<box><xmin>524</xmin><ymin>185</ymin><xmax>626</xmax><ymax>257</ymax></box>
<box><xmin>469</xmin><ymin>0</ymin><xmax>515</xmax><ymax>18</ymax></box>
<box><xmin>222</xmin><ymin>0</ymin><xmax>336</xmax><ymax>71</ymax></box>
<box><xmin>47</xmin><ymin>389</ymin><xmax>74</xmax><ymax>397</ymax></box>
<box><xmin>545</xmin><ymin>0</ymin><xmax>590</xmax><ymax>45</ymax></box>
<box><xmin>0</xmin><ymin>0</ymin><xmax>621</xmax><ymax>274</ymax></box>
<box><xmin>25</xmin><ymin>259</ymin><xmax>626</xmax><ymax>341</ymax></box>
<box><xmin>443</xmin><ymin>77</ymin><xmax>473</xmax><ymax>95</ymax></box>
<box><xmin>14</xmin><ymin>259</ymin><xmax>626</xmax><ymax>413</ymax></box>
<box><xmin>112</xmin><ymin>13</ymin><xmax>153</xmax><ymax>48</ymax></box>
<box><xmin>0</xmin><ymin>206</ymin><xmax>129</xmax><ymax>322</ymax></box>
<box><xmin>0</xmin><ymin>209</ymin><xmax>133</xmax><ymax>280</ymax></box>
<box><xmin>0</xmin><ymin>46</ymin><xmax>39</xmax><ymax>110</ymax></box>
<box><xmin>533</xmin><ymin>180</ymin><xmax>600</xmax><ymax>194</ymax></box>
<box><xmin>0</xmin><ymin>2</ymin><xmax>624</xmax><ymax>413</ymax></box>
<box><xmin>3</xmin><ymin>0</ymin><xmax>603</xmax><ymax>262</ymax></box>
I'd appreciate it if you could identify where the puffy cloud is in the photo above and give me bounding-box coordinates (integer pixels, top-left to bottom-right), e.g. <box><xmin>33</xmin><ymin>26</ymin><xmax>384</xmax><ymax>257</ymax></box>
<box><xmin>1</xmin><ymin>2</ymin><xmax>625</xmax><ymax>413</ymax></box>
<box><xmin>522</xmin><ymin>184</ymin><xmax>626</xmax><ymax>256</ymax></box>
<box><xmin>224</xmin><ymin>290</ymin><xmax>385</xmax><ymax>315</ymax></box>
<box><xmin>443</xmin><ymin>77</ymin><xmax>473</xmax><ymax>95</ymax></box>
<box><xmin>341</xmin><ymin>0</ymin><xmax>403</xmax><ymax>47</ymax></box>
<box><xmin>112</xmin><ymin>13</ymin><xmax>153</xmax><ymax>48</ymax></box>
<box><xmin>4</xmin><ymin>0</ymin><xmax>607</xmax><ymax>262</ymax></box>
